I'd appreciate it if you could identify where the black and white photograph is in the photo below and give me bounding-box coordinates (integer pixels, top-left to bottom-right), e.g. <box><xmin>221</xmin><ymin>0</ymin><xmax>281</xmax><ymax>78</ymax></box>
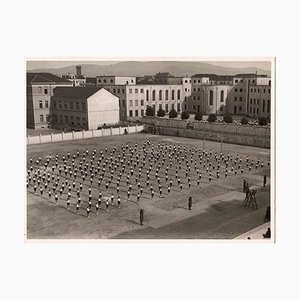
<box><xmin>26</xmin><ymin>59</ymin><xmax>274</xmax><ymax>240</ymax></box>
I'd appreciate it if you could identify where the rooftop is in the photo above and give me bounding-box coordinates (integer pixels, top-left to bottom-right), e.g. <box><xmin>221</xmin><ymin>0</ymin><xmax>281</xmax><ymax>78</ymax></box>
<box><xmin>27</xmin><ymin>73</ymin><xmax>72</xmax><ymax>84</ymax></box>
<box><xmin>53</xmin><ymin>87</ymin><xmax>104</xmax><ymax>99</ymax></box>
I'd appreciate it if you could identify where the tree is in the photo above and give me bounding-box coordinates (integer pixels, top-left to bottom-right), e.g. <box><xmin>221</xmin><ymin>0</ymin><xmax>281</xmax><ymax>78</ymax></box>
<box><xmin>169</xmin><ymin>109</ymin><xmax>178</xmax><ymax>119</ymax></box>
<box><xmin>145</xmin><ymin>105</ymin><xmax>155</xmax><ymax>117</ymax></box>
<box><xmin>157</xmin><ymin>108</ymin><xmax>166</xmax><ymax>118</ymax></box>
<box><xmin>258</xmin><ymin>117</ymin><xmax>268</xmax><ymax>126</ymax></box>
<box><xmin>181</xmin><ymin>111</ymin><xmax>190</xmax><ymax>120</ymax></box>
<box><xmin>194</xmin><ymin>112</ymin><xmax>203</xmax><ymax>121</ymax></box>
<box><xmin>208</xmin><ymin>114</ymin><xmax>217</xmax><ymax>123</ymax></box>
<box><xmin>223</xmin><ymin>114</ymin><xmax>233</xmax><ymax>123</ymax></box>
<box><xmin>241</xmin><ymin>117</ymin><xmax>248</xmax><ymax>125</ymax></box>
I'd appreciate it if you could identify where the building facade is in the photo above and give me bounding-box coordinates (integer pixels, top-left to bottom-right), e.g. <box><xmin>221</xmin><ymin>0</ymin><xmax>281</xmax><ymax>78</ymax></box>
<box><xmin>50</xmin><ymin>87</ymin><xmax>119</xmax><ymax>130</ymax></box>
<box><xmin>95</xmin><ymin>75</ymin><xmax>192</xmax><ymax>121</ymax></box>
<box><xmin>27</xmin><ymin>73</ymin><xmax>73</xmax><ymax>129</ymax></box>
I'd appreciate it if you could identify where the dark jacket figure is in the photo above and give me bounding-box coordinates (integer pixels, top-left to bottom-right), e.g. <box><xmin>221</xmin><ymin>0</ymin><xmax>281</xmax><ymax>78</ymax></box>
<box><xmin>188</xmin><ymin>196</ymin><xmax>192</xmax><ymax>210</ymax></box>
<box><xmin>243</xmin><ymin>180</ymin><xmax>247</xmax><ymax>193</ymax></box>
<box><xmin>263</xmin><ymin>175</ymin><xmax>267</xmax><ymax>187</ymax></box>
<box><xmin>124</xmin><ymin>128</ymin><xmax>128</xmax><ymax>135</ymax></box>
<box><xmin>263</xmin><ymin>228</ymin><xmax>271</xmax><ymax>238</ymax></box>
<box><xmin>140</xmin><ymin>209</ymin><xmax>144</xmax><ymax>225</ymax></box>
<box><xmin>264</xmin><ymin>206</ymin><xmax>270</xmax><ymax>222</ymax></box>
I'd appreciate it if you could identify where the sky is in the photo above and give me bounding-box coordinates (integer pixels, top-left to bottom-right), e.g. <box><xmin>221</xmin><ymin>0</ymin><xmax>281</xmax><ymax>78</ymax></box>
<box><xmin>26</xmin><ymin>60</ymin><xmax>271</xmax><ymax>71</ymax></box>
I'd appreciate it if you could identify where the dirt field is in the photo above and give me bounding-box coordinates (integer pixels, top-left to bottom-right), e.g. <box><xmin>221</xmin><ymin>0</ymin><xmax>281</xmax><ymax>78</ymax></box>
<box><xmin>26</xmin><ymin>133</ymin><xmax>271</xmax><ymax>239</ymax></box>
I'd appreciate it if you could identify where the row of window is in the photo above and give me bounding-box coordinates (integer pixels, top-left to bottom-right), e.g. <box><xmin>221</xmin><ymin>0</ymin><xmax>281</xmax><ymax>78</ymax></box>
<box><xmin>52</xmin><ymin>115</ymin><xmax>87</xmax><ymax>126</ymax></box>
<box><xmin>39</xmin><ymin>114</ymin><xmax>49</xmax><ymax>123</ymax></box>
<box><xmin>37</xmin><ymin>87</ymin><xmax>49</xmax><ymax>94</ymax></box>
<box><xmin>53</xmin><ymin>100</ymin><xmax>86</xmax><ymax>111</ymax></box>
<box><xmin>106</xmin><ymin>87</ymin><xmax>125</xmax><ymax>94</ymax></box>
<box><xmin>234</xmin><ymin>97</ymin><xmax>243</xmax><ymax>101</ymax></box>
<box><xmin>250</xmin><ymin>88</ymin><xmax>271</xmax><ymax>93</ymax></box>
<box><xmin>129</xmin><ymin>100</ymin><xmax>144</xmax><ymax>107</ymax></box>
<box><xmin>249</xmin><ymin>100</ymin><xmax>270</xmax><ymax>114</ymax></box>
<box><xmin>38</xmin><ymin>100</ymin><xmax>49</xmax><ymax>109</ymax></box>
<box><xmin>98</xmin><ymin>78</ymin><xmax>134</xmax><ymax>84</ymax></box>
<box><xmin>145</xmin><ymin>89</ymin><xmax>181</xmax><ymax>101</ymax></box>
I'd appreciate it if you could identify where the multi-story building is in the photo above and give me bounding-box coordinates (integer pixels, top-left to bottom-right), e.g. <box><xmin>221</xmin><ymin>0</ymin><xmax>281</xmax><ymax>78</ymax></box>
<box><xmin>50</xmin><ymin>87</ymin><xmax>119</xmax><ymax>130</ymax></box>
<box><xmin>95</xmin><ymin>75</ymin><xmax>192</xmax><ymax>121</ymax></box>
<box><xmin>27</xmin><ymin>73</ymin><xmax>73</xmax><ymax>129</ymax></box>
<box><xmin>188</xmin><ymin>73</ymin><xmax>271</xmax><ymax>119</ymax></box>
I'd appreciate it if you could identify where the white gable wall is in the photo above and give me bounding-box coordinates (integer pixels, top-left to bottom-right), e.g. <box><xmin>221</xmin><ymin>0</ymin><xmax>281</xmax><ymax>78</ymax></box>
<box><xmin>87</xmin><ymin>89</ymin><xmax>120</xmax><ymax>129</ymax></box>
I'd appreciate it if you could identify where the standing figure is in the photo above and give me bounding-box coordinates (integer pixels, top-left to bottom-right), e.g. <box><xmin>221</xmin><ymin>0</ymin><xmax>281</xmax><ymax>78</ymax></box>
<box><xmin>140</xmin><ymin>209</ymin><xmax>144</xmax><ymax>226</ymax></box>
<box><xmin>188</xmin><ymin>196</ymin><xmax>192</xmax><ymax>210</ymax></box>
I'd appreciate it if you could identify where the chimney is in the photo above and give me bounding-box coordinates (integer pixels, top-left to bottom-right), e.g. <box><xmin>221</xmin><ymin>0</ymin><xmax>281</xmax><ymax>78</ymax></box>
<box><xmin>76</xmin><ymin>65</ymin><xmax>81</xmax><ymax>77</ymax></box>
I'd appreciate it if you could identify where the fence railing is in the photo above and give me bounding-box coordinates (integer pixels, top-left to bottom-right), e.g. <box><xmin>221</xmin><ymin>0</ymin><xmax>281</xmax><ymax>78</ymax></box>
<box><xmin>27</xmin><ymin>125</ymin><xmax>145</xmax><ymax>145</ymax></box>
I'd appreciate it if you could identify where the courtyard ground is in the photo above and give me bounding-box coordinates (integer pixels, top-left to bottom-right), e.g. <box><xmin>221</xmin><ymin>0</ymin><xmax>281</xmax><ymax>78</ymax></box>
<box><xmin>26</xmin><ymin>133</ymin><xmax>271</xmax><ymax>240</ymax></box>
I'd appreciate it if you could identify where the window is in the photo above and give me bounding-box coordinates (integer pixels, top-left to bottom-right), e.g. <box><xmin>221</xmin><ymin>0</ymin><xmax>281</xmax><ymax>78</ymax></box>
<box><xmin>267</xmin><ymin>100</ymin><xmax>270</xmax><ymax>113</ymax></box>
<box><xmin>58</xmin><ymin>101</ymin><xmax>62</xmax><ymax>109</ymax></box>
<box><xmin>152</xmin><ymin>90</ymin><xmax>156</xmax><ymax>101</ymax></box>
<box><xmin>177</xmin><ymin>103</ymin><xmax>181</xmax><ymax>112</ymax></box>
<box><xmin>122</xmin><ymin>100</ymin><xmax>126</xmax><ymax>107</ymax></box>
<box><xmin>59</xmin><ymin>115</ymin><xmax>63</xmax><ymax>123</ymax></box>
<box><xmin>193</xmin><ymin>105</ymin><xmax>196</xmax><ymax>110</ymax></box>
<box><xmin>40</xmin><ymin>115</ymin><xmax>44</xmax><ymax>122</ymax></box>
<box><xmin>110</xmin><ymin>79</ymin><xmax>113</xmax><ymax>83</ymax></box>
<box><xmin>235</xmin><ymin>88</ymin><xmax>238</xmax><ymax>92</ymax></box>
<box><xmin>239</xmin><ymin>106</ymin><xmax>242</xmax><ymax>111</ymax></box>
<box><xmin>129</xmin><ymin>89</ymin><xmax>132</xmax><ymax>93</ymax></box>
<box><xmin>64</xmin><ymin>102</ymin><xmax>68</xmax><ymax>109</ymax></box>
<box><xmin>234</xmin><ymin>97</ymin><xmax>237</xmax><ymax>101</ymax></box>
<box><xmin>141</xmin><ymin>89</ymin><xmax>144</xmax><ymax>93</ymax></box>
<box><xmin>257</xmin><ymin>108</ymin><xmax>259</xmax><ymax>114</ymax></box>
<box><xmin>70</xmin><ymin>101</ymin><xmax>74</xmax><ymax>110</ymax></box>
<box><xmin>252</xmin><ymin>80</ymin><xmax>255</xmax><ymax>83</ymax></box>
<box><xmin>104</xmin><ymin>79</ymin><xmax>107</xmax><ymax>83</ymax></box>
<box><xmin>75</xmin><ymin>102</ymin><xmax>79</xmax><ymax>110</ymax></box>
<box><xmin>82</xmin><ymin>117</ymin><xmax>87</xmax><ymax>125</ymax></box>
<box><xmin>193</xmin><ymin>80</ymin><xmax>196</xmax><ymax>83</ymax></box>
<box><xmin>65</xmin><ymin>115</ymin><xmax>69</xmax><ymax>124</ymax></box>
<box><xmin>220</xmin><ymin>106</ymin><xmax>223</xmax><ymax>112</ymax></box>
<box><xmin>76</xmin><ymin>117</ymin><xmax>80</xmax><ymax>125</ymax></box>
<box><xmin>141</xmin><ymin>109</ymin><xmax>144</xmax><ymax>116</ymax></box>
<box><xmin>250</xmin><ymin>107</ymin><xmax>252</xmax><ymax>114</ymax></box>
<box><xmin>135</xmin><ymin>100</ymin><xmax>138</xmax><ymax>106</ymax></box>
<box><xmin>193</xmin><ymin>96</ymin><xmax>196</xmax><ymax>100</ymax></box>
<box><xmin>146</xmin><ymin>90</ymin><xmax>149</xmax><ymax>101</ymax></box>
<box><xmin>165</xmin><ymin>90</ymin><xmax>169</xmax><ymax>100</ymax></box>
<box><xmin>254</xmin><ymin>89</ymin><xmax>256</xmax><ymax>93</ymax></box>
<box><xmin>135</xmin><ymin>89</ymin><xmax>138</xmax><ymax>93</ymax></box>
<box><xmin>177</xmin><ymin>90</ymin><xmax>180</xmax><ymax>100</ymax></box>
<box><xmin>250</xmin><ymin>99</ymin><xmax>252</xmax><ymax>104</ymax></box>
<box><xmin>129</xmin><ymin>100</ymin><xmax>133</xmax><ymax>107</ymax></box>
<box><xmin>53</xmin><ymin>115</ymin><xmax>57</xmax><ymax>123</ymax></box>
<box><xmin>258</xmin><ymin>89</ymin><xmax>260</xmax><ymax>93</ymax></box>
<box><xmin>135</xmin><ymin>110</ymin><xmax>138</xmax><ymax>117</ymax></box>
<box><xmin>141</xmin><ymin>99</ymin><xmax>144</xmax><ymax>106</ymax></box>
<box><xmin>165</xmin><ymin>104</ymin><xmax>168</xmax><ymax>112</ymax></box>
<box><xmin>209</xmin><ymin>90</ymin><xmax>213</xmax><ymax>105</ymax></box>
<box><xmin>198</xmin><ymin>88</ymin><xmax>200</xmax><ymax>91</ymax></box>
<box><xmin>152</xmin><ymin>105</ymin><xmax>156</xmax><ymax>111</ymax></box>
<box><xmin>82</xmin><ymin>103</ymin><xmax>86</xmax><ymax>110</ymax></box>
<box><xmin>159</xmin><ymin>104</ymin><xmax>162</xmax><ymax>110</ymax></box>
<box><xmin>240</xmin><ymin>88</ymin><xmax>243</xmax><ymax>92</ymax></box>
<box><xmin>45</xmin><ymin>100</ymin><xmax>49</xmax><ymax>108</ymax></box>
<box><xmin>257</xmin><ymin>99</ymin><xmax>260</xmax><ymax>105</ymax></box>
<box><xmin>250</xmin><ymin>88</ymin><xmax>253</xmax><ymax>93</ymax></box>
<box><xmin>235</xmin><ymin>79</ymin><xmax>238</xmax><ymax>83</ymax></box>
<box><xmin>172</xmin><ymin>104</ymin><xmax>175</xmax><ymax>110</ymax></box>
<box><xmin>39</xmin><ymin>100</ymin><xmax>43</xmax><ymax>108</ymax></box>
<box><xmin>264</xmin><ymin>89</ymin><xmax>266</xmax><ymax>93</ymax></box>
<box><xmin>241</xmin><ymin>80</ymin><xmax>243</xmax><ymax>83</ymax></box>
<box><xmin>98</xmin><ymin>79</ymin><xmax>101</xmax><ymax>83</ymax></box>
<box><xmin>131</xmin><ymin>79</ymin><xmax>134</xmax><ymax>83</ymax></box>
<box><xmin>44</xmin><ymin>88</ymin><xmax>48</xmax><ymax>94</ymax></box>
<box><xmin>129</xmin><ymin>110</ymin><xmax>133</xmax><ymax>117</ymax></box>
<box><xmin>254</xmin><ymin>99</ymin><xmax>256</xmax><ymax>105</ymax></box>
<box><xmin>220</xmin><ymin>90</ymin><xmax>224</xmax><ymax>102</ymax></box>
<box><xmin>38</xmin><ymin>87</ymin><xmax>42</xmax><ymax>94</ymax></box>
<box><xmin>70</xmin><ymin>116</ymin><xmax>74</xmax><ymax>125</ymax></box>
<box><xmin>122</xmin><ymin>89</ymin><xmax>125</xmax><ymax>93</ymax></box>
<box><xmin>239</xmin><ymin>97</ymin><xmax>242</xmax><ymax>101</ymax></box>
<box><xmin>46</xmin><ymin>114</ymin><xmax>49</xmax><ymax>122</ymax></box>
<box><xmin>198</xmin><ymin>80</ymin><xmax>201</xmax><ymax>83</ymax></box>
<box><xmin>53</xmin><ymin>101</ymin><xmax>57</xmax><ymax>109</ymax></box>
<box><xmin>171</xmin><ymin>90</ymin><xmax>175</xmax><ymax>100</ymax></box>
<box><xmin>159</xmin><ymin>90</ymin><xmax>162</xmax><ymax>100</ymax></box>
<box><xmin>113</xmin><ymin>88</ymin><xmax>116</xmax><ymax>93</ymax></box>
<box><xmin>268</xmin><ymin>89</ymin><xmax>270</xmax><ymax>93</ymax></box>
<box><xmin>263</xmin><ymin>100</ymin><xmax>265</xmax><ymax>112</ymax></box>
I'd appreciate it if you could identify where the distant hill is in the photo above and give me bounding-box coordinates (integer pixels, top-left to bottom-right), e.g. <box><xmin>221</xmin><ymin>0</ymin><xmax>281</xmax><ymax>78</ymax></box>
<box><xmin>27</xmin><ymin>61</ymin><xmax>271</xmax><ymax>77</ymax></box>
